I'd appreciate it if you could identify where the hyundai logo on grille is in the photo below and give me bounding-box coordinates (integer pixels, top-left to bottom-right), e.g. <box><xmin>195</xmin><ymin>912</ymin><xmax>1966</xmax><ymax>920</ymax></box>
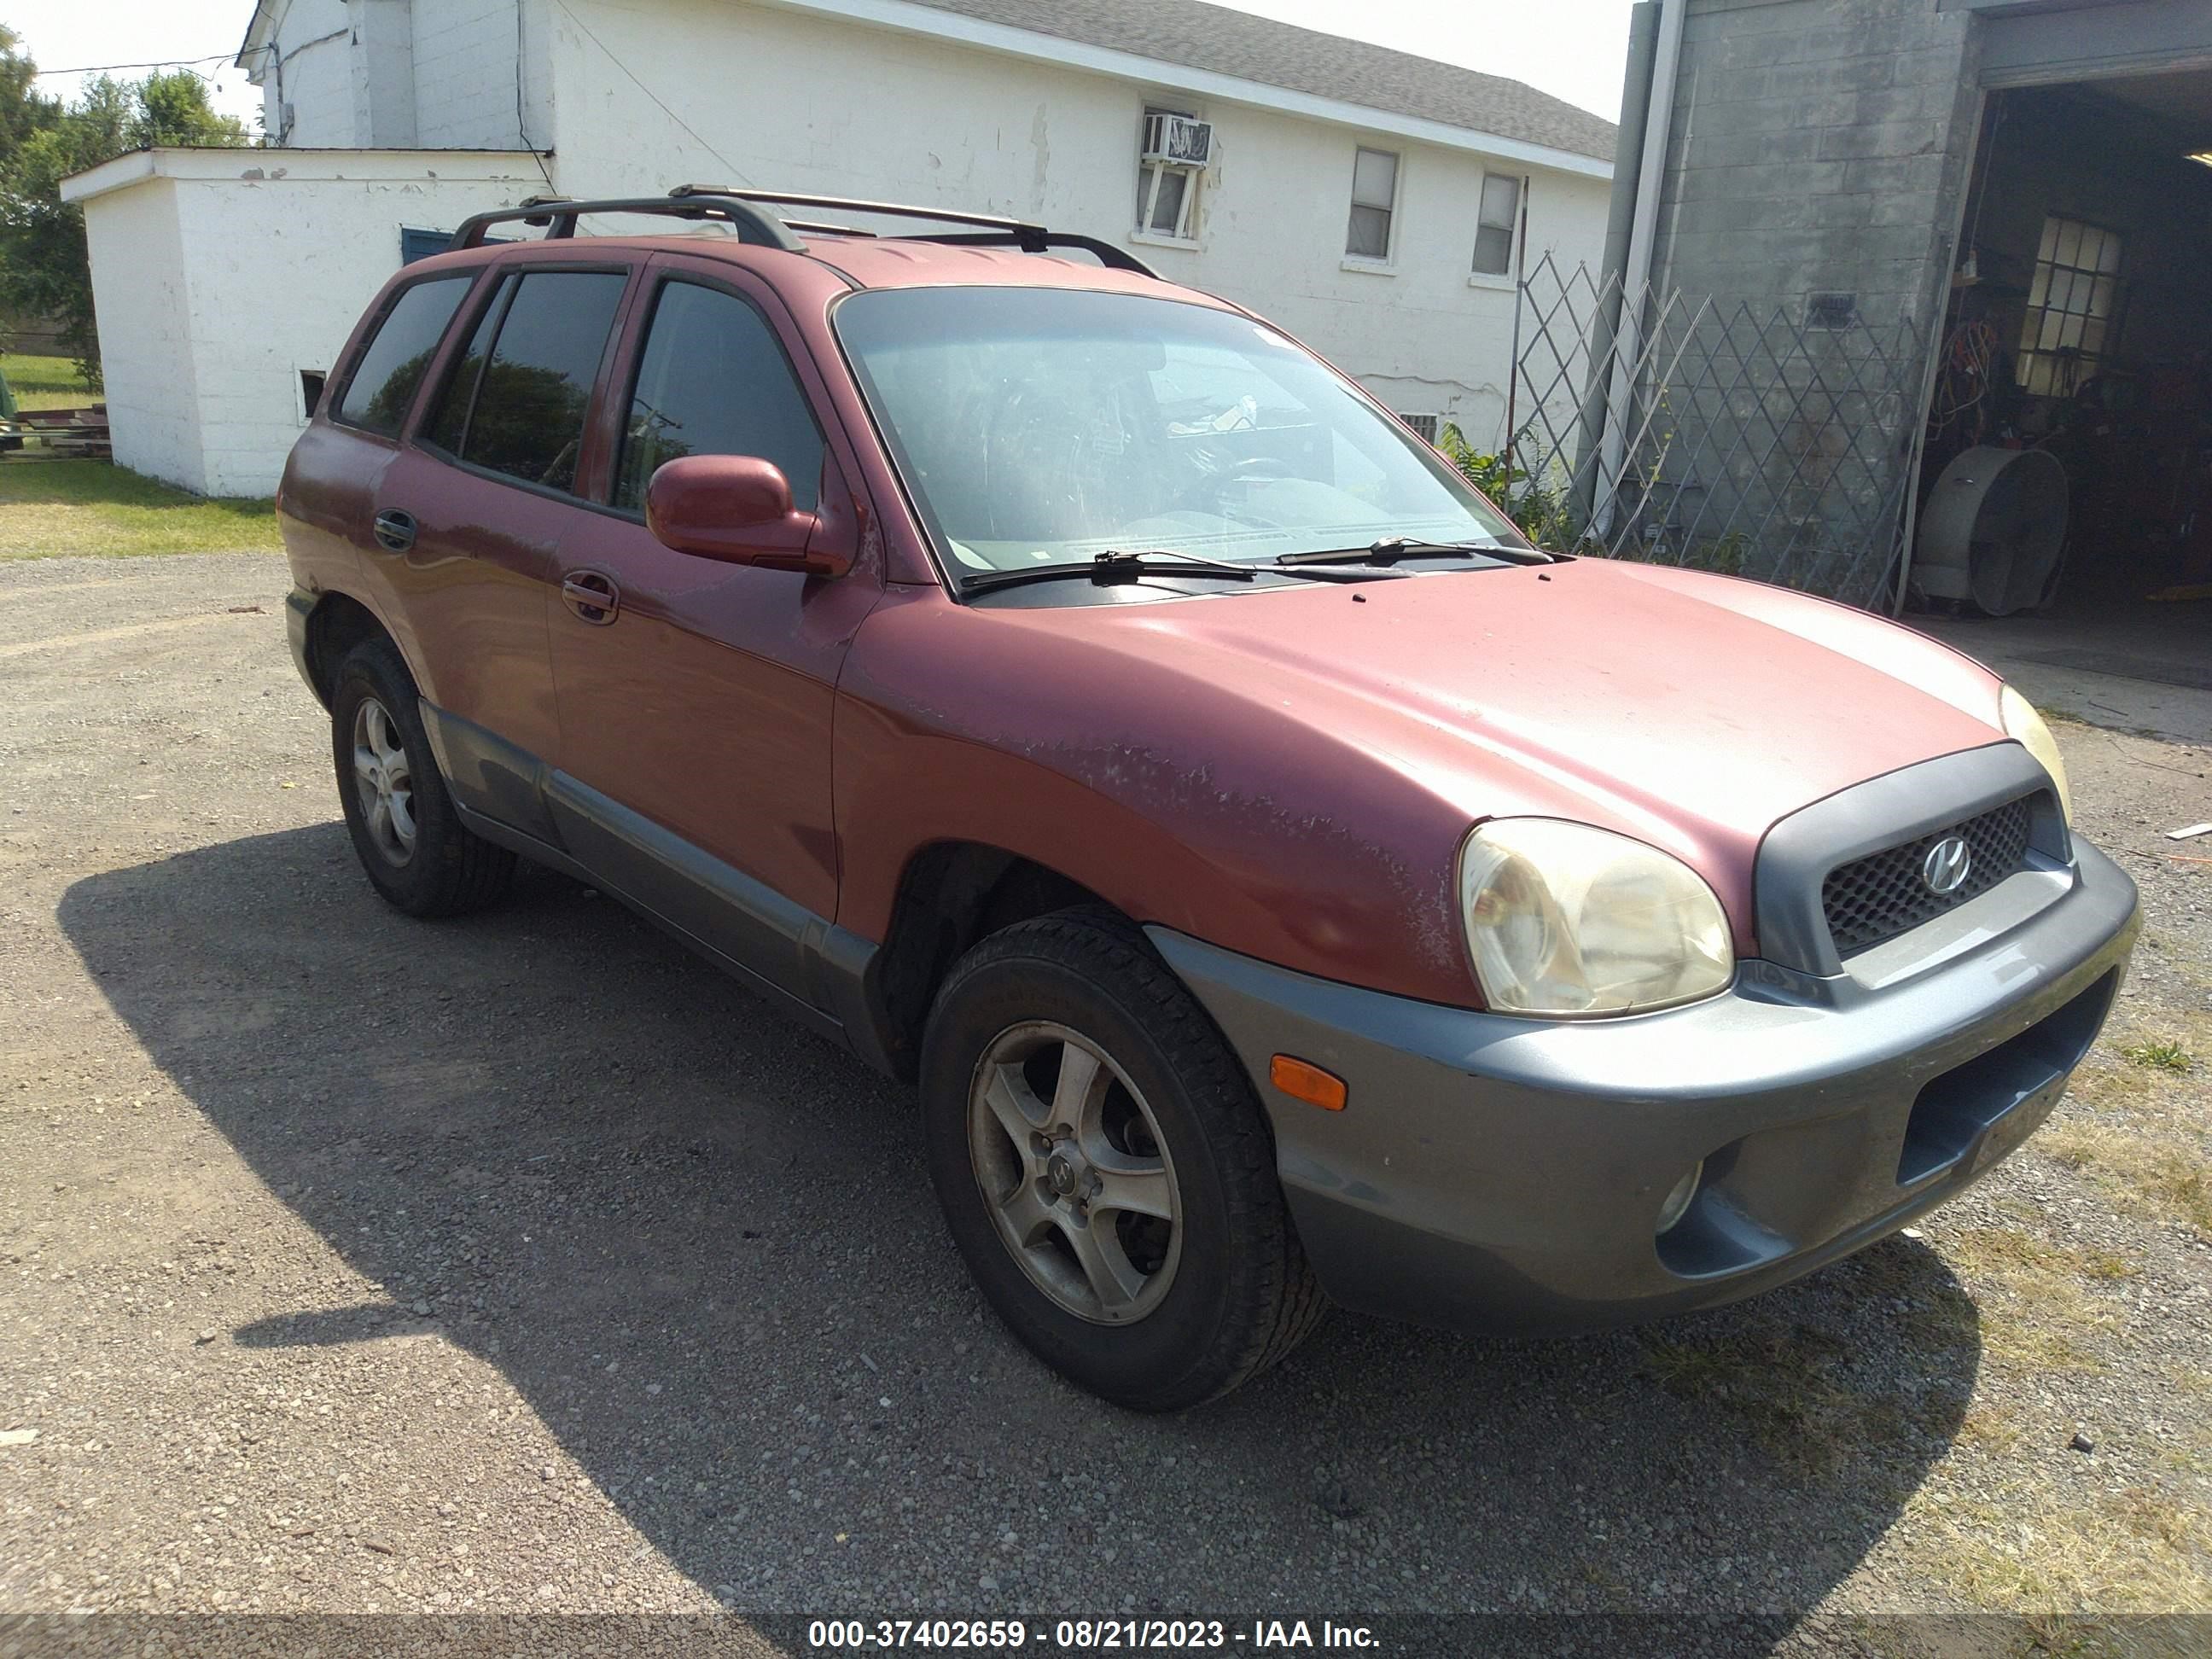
<box><xmin>1922</xmin><ymin>835</ymin><xmax>1973</xmax><ymax>895</ymax></box>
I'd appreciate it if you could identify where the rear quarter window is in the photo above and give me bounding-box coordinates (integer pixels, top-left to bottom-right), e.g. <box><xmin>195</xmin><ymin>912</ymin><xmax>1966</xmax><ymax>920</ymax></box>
<box><xmin>335</xmin><ymin>276</ymin><xmax>472</xmax><ymax>437</ymax></box>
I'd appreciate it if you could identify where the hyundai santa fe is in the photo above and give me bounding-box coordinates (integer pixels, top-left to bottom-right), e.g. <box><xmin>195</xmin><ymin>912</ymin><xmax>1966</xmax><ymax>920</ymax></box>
<box><xmin>280</xmin><ymin>188</ymin><xmax>2139</xmax><ymax>1410</ymax></box>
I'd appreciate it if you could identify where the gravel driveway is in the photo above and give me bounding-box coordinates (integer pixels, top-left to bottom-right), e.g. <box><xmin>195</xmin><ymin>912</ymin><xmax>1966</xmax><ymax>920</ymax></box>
<box><xmin>3</xmin><ymin>555</ymin><xmax>2208</xmax><ymax>1644</ymax></box>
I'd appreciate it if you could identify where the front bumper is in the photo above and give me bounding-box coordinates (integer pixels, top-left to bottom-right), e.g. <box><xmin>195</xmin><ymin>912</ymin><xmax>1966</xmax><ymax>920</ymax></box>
<box><xmin>1148</xmin><ymin>840</ymin><xmax>2139</xmax><ymax>1333</ymax></box>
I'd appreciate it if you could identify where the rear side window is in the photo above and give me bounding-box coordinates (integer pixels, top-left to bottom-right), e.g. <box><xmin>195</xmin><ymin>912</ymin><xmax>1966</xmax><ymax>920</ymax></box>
<box><xmin>422</xmin><ymin>279</ymin><xmax>508</xmax><ymax>456</ymax></box>
<box><xmin>436</xmin><ymin>270</ymin><xmax>629</xmax><ymax>494</ymax></box>
<box><xmin>614</xmin><ymin>281</ymin><xmax>824</xmax><ymax>512</ymax></box>
<box><xmin>335</xmin><ymin>276</ymin><xmax>470</xmax><ymax>436</ymax></box>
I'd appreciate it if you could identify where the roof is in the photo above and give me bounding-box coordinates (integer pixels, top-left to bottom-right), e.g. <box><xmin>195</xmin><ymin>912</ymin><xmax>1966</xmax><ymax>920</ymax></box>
<box><xmin>897</xmin><ymin>0</ymin><xmax>1617</xmax><ymax>162</ymax></box>
<box><xmin>60</xmin><ymin>145</ymin><xmax>546</xmax><ymax>205</ymax></box>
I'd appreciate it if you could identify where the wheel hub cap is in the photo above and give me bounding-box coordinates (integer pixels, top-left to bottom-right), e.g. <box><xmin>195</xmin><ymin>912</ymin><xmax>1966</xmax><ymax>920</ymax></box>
<box><xmin>967</xmin><ymin>1021</ymin><xmax>1183</xmax><ymax>1326</ymax></box>
<box><xmin>350</xmin><ymin>696</ymin><xmax>417</xmax><ymax>867</ymax></box>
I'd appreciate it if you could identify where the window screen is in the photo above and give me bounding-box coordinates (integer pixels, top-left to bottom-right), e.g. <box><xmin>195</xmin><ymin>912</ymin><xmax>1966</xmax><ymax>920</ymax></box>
<box><xmin>2017</xmin><ymin>217</ymin><xmax>2122</xmax><ymax>398</ymax></box>
<box><xmin>1347</xmin><ymin>148</ymin><xmax>1398</xmax><ymax>261</ymax></box>
<box><xmin>614</xmin><ymin>282</ymin><xmax>824</xmax><ymax>512</ymax></box>
<box><xmin>335</xmin><ymin>276</ymin><xmax>469</xmax><ymax>436</ymax></box>
<box><xmin>1472</xmin><ymin>173</ymin><xmax>1520</xmax><ymax>276</ymax></box>
<box><xmin>451</xmin><ymin>271</ymin><xmax>628</xmax><ymax>494</ymax></box>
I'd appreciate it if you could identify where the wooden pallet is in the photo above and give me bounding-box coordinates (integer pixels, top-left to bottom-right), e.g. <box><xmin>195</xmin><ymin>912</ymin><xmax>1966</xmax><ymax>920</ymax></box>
<box><xmin>5</xmin><ymin>404</ymin><xmax>112</xmax><ymax>460</ymax></box>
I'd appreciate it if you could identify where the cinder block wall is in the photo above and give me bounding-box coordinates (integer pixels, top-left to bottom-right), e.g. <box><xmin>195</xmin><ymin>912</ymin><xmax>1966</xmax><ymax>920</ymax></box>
<box><xmin>1615</xmin><ymin>0</ymin><xmax>1982</xmax><ymax>597</ymax></box>
<box><xmin>1654</xmin><ymin>0</ymin><xmax>1979</xmax><ymax>330</ymax></box>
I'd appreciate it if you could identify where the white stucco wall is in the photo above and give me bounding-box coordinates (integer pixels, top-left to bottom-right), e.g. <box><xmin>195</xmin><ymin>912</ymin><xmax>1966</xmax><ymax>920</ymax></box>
<box><xmin>76</xmin><ymin>175</ymin><xmax>202</xmax><ymax>489</ymax></box>
<box><xmin>410</xmin><ymin>0</ymin><xmax>551</xmax><ymax>148</ymax></box>
<box><xmin>67</xmin><ymin>150</ymin><xmax>544</xmax><ymax>496</ymax></box>
<box><xmin>542</xmin><ymin>0</ymin><xmax>1613</xmax><ymax>445</ymax></box>
<box><xmin>254</xmin><ymin>0</ymin><xmax>358</xmax><ymax>146</ymax></box>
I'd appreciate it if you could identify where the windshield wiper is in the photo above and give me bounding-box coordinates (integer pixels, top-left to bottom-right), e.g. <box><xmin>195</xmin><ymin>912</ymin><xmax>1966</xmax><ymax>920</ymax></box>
<box><xmin>959</xmin><ymin>547</ymin><xmax>1406</xmax><ymax>595</ymax></box>
<box><xmin>1277</xmin><ymin>535</ymin><xmax>1563</xmax><ymax>568</ymax></box>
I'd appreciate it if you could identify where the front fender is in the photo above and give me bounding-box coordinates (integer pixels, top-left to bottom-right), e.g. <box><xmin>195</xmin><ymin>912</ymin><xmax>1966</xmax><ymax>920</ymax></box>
<box><xmin>830</xmin><ymin>587</ymin><xmax>1482</xmax><ymax>1008</ymax></box>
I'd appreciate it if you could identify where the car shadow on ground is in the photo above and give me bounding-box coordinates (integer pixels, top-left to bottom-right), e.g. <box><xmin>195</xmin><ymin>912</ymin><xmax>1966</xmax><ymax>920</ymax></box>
<box><xmin>59</xmin><ymin>824</ymin><xmax>1982</xmax><ymax>1620</ymax></box>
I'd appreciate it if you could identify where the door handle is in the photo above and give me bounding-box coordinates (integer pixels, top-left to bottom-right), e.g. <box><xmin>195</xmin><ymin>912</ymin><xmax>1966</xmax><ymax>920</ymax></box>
<box><xmin>562</xmin><ymin>570</ymin><xmax>620</xmax><ymax>625</ymax></box>
<box><xmin>371</xmin><ymin>509</ymin><xmax>416</xmax><ymax>553</ymax></box>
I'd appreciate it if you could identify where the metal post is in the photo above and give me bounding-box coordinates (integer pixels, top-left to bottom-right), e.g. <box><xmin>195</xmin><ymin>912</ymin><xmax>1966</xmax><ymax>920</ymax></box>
<box><xmin>1570</xmin><ymin>1</ymin><xmax>1662</xmax><ymax>529</ymax></box>
<box><xmin>1595</xmin><ymin>0</ymin><xmax>1686</xmax><ymax>537</ymax></box>
<box><xmin>1502</xmin><ymin>173</ymin><xmax>1533</xmax><ymax>465</ymax></box>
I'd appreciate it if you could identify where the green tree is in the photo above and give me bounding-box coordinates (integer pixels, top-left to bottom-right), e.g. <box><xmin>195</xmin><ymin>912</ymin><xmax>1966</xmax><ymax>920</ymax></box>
<box><xmin>0</xmin><ymin>24</ymin><xmax>61</xmax><ymax>172</ymax></box>
<box><xmin>0</xmin><ymin>66</ymin><xmax>251</xmax><ymax>382</ymax></box>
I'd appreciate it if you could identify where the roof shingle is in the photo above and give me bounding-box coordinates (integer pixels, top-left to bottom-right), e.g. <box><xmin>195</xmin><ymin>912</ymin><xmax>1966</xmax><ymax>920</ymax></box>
<box><xmin>901</xmin><ymin>0</ymin><xmax>1618</xmax><ymax>162</ymax></box>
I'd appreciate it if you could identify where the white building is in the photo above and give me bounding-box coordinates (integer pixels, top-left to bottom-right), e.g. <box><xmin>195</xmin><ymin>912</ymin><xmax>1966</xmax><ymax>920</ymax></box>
<box><xmin>67</xmin><ymin>0</ymin><xmax>1614</xmax><ymax>495</ymax></box>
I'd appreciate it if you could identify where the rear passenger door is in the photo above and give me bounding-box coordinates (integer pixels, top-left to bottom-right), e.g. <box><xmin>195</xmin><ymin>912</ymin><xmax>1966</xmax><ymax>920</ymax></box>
<box><xmin>375</xmin><ymin>263</ymin><xmax>637</xmax><ymax>832</ymax></box>
<box><xmin>544</xmin><ymin>259</ymin><xmax>882</xmax><ymax>1001</ymax></box>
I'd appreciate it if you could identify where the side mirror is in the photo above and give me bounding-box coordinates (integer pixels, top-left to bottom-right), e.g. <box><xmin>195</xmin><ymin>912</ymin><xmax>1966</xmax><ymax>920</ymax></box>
<box><xmin>643</xmin><ymin>453</ymin><xmax>853</xmax><ymax>577</ymax></box>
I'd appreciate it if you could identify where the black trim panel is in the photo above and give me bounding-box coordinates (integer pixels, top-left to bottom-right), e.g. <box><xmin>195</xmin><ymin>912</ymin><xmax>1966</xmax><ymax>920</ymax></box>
<box><xmin>417</xmin><ymin>701</ymin><xmax>562</xmax><ymax>847</ymax></box>
<box><xmin>1755</xmin><ymin>742</ymin><xmax>2069</xmax><ymax>977</ymax></box>
<box><xmin>543</xmin><ymin>771</ymin><xmax>818</xmax><ymax>1001</ymax></box>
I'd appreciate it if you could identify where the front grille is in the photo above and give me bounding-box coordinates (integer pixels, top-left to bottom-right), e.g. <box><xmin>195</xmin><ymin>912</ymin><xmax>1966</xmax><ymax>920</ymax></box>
<box><xmin>1822</xmin><ymin>795</ymin><xmax>2036</xmax><ymax>957</ymax></box>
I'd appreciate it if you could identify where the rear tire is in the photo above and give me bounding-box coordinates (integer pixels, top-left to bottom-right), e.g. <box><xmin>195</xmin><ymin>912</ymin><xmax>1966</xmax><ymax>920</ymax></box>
<box><xmin>329</xmin><ymin>637</ymin><xmax>515</xmax><ymax>917</ymax></box>
<box><xmin>920</xmin><ymin>907</ymin><xmax>1324</xmax><ymax>1410</ymax></box>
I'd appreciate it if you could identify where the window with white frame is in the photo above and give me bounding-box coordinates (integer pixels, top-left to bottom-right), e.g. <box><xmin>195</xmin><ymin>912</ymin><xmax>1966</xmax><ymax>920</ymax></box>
<box><xmin>2017</xmin><ymin>215</ymin><xmax>2122</xmax><ymax>397</ymax></box>
<box><xmin>1472</xmin><ymin>173</ymin><xmax>1521</xmax><ymax>276</ymax></box>
<box><xmin>1137</xmin><ymin>108</ymin><xmax>1205</xmax><ymax>241</ymax></box>
<box><xmin>1399</xmin><ymin>412</ymin><xmax>1441</xmax><ymax>443</ymax></box>
<box><xmin>1346</xmin><ymin>147</ymin><xmax>1399</xmax><ymax>261</ymax></box>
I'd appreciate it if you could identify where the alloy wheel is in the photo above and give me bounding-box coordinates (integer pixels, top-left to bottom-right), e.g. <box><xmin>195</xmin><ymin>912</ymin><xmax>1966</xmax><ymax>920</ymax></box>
<box><xmin>967</xmin><ymin>1021</ymin><xmax>1183</xmax><ymax>1324</ymax></box>
<box><xmin>351</xmin><ymin>696</ymin><xmax>417</xmax><ymax>866</ymax></box>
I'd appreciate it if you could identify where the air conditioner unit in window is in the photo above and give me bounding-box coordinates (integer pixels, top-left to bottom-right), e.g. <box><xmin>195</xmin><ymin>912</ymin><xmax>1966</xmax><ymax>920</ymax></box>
<box><xmin>1143</xmin><ymin>114</ymin><xmax>1214</xmax><ymax>167</ymax></box>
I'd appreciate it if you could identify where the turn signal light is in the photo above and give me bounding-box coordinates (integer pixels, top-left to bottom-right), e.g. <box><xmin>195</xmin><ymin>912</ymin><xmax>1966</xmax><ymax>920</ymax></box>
<box><xmin>1270</xmin><ymin>1054</ymin><xmax>1348</xmax><ymax>1111</ymax></box>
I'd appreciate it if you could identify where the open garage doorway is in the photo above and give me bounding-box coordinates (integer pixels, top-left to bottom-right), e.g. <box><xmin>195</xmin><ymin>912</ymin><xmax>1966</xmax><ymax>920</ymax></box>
<box><xmin>1913</xmin><ymin>68</ymin><xmax>2212</xmax><ymax>738</ymax></box>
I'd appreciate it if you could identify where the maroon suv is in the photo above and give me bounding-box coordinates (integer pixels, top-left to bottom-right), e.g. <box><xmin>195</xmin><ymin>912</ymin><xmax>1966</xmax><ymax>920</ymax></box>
<box><xmin>282</xmin><ymin>189</ymin><xmax>2139</xmax><ymax>1410</ymax></box>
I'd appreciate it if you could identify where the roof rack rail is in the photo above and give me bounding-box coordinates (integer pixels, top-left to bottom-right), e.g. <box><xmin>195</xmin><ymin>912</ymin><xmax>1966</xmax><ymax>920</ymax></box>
<box><xmin>447</xmin><ymin>191</ymin><xmax>806</xmax><ymax>253</ymax></box>
<box><xmin>912</xmin><ymin>228</ymin><xmax>1158</xmax><ymax>277</ymax></box>
<box><xmin>447</xmin><ymin>186</ymin><xmax>1159</xmax><ymax>276</ymax></box>
<box><xmin>679</xmin><ymin>186</ymin><xmax>1159</xmax><ymax>276</ymax></box>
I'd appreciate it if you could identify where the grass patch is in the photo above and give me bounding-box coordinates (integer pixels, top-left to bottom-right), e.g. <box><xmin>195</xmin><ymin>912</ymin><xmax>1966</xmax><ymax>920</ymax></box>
<box><xmin>2121</xmin><ymin>1039</ymin><xmax>2194</xmax><ymax>1074</ymax></box>
<box><xmin>1930</xmin><ymin>1225</ymin><xmax>2128</xmax><ymax>1376</ymax></box>
<box><xmin>0</xmin><ymin>458</ymin><xmax>278</xmax><ymax>559</ymax></box>
<box><xmin>2</xmin><ymin>352</ymin><xmax>94</xmax><ymax>412</ymax></box>
<box><xmin>1906</xmin><ymin>1479</ymin><xmax>2212</xmax><ymax>1612</ymax></box>
<box><xmin>2041</xmin><ymin>1123</ymin><xmax>2212</xmax><ymax>1241</ymax></box>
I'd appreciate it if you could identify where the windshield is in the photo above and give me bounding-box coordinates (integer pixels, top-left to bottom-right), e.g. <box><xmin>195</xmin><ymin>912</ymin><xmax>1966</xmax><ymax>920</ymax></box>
<box><xmin>833</xmin><ymin>288</ymin><xmax>1521</xmax><ymax>576</ymax></box>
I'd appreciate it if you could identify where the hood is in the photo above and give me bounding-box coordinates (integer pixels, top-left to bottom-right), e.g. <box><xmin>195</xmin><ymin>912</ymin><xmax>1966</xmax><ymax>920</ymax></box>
<box><xmin>1038</xmin><ymin>557</ymin><xmax>2009</xmax><ymax>950</ymax></box>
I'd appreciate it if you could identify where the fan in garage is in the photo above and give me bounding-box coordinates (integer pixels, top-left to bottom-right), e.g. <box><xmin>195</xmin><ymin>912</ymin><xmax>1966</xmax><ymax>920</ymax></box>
<box><xmin>1914</xmin><ymin>445</ymin><xmax>2071</xmax><ymax>616</ymax></box>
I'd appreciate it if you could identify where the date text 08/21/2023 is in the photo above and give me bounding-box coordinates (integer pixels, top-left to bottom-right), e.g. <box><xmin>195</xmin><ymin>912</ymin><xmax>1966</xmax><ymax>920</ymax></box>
<box><xmin>804</xmin><ymin>1619</ymin><xmax>1382</xmax><ymax>1650</ymax></box>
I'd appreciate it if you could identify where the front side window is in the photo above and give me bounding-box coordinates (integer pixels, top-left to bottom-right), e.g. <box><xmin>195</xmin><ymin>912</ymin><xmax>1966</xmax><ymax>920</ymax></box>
<box><xmin>834</xmin><ymin>287</ymin><xmax>1518</xmax><ymax>577</ymax></box>
<box><xmin>614</xmin><ymin>281</ymin><xmax>824</xmax><ymax>512</ymax></box>
<box><xmin>335</xmin><ymin>276</ymin><xmax>470</xmax><ymax>436</ymax></box>
<box><xmin>1347</xmin><ymin>147</ymin><xmax>1398</xmax><ymax>261</ymax></box>
<box><xmin>1472</xmin><ymin>172</ymin><xmax>1521</xmax><ymax>276</ymax></box>
<box><xmin>428</xmin><ymin>270</ymin><xmax>628</xmax><ymax>494</ymax></box>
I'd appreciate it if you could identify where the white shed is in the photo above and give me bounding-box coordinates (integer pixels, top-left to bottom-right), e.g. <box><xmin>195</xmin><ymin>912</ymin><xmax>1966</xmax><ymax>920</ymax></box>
<box><xmin>60</xmin><ymin>147</ymin><xmax>544</xmax><ymax>496</ymax></box>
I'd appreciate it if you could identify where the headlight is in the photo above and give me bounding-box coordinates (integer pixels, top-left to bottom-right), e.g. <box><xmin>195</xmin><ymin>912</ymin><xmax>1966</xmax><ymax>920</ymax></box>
<box><xmin>1458</xmin><ymin>818</ymin><xmax>1735</xmax><ymax>1017</ymax></box>
<box><xmin>2000</xmin><ymin>685</ymin><xmax>2071</xmax><ymax>824</ymax></box>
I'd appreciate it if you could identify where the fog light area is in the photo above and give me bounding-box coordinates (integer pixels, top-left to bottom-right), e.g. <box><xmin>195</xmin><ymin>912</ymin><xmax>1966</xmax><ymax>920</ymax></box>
<box><xmin>1656</xmin><ymin>1161</ymin><xmax>1703</xmax><ymax>1234</ymax></box>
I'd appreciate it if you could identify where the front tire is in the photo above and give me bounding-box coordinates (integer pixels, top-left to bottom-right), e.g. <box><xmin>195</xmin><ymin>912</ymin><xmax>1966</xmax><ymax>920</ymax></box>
<box><xmin>920</xmin><ymin>909</ymin><xmax>1324</xmax><ymax>1410</ymax></box>
<box><xmin>329</xmin><ymin>637</ymin><xmax>516</xmax><ymax>917</ymax></box>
